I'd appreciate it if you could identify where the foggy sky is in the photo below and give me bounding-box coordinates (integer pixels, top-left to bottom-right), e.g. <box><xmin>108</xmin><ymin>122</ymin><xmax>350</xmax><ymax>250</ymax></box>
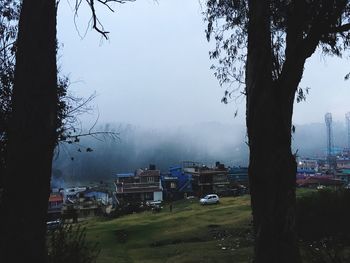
<box><xmin>57</xmin><ymin>0</ymin><xmax>350</xmax><ymax>129</ymax></box>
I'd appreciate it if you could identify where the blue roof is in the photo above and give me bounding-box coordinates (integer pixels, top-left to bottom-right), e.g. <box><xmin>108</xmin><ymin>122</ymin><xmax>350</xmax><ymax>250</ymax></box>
<box><xmin>297</xmin><ymin>169</ymin><xmax>316</xmax><ymax>174</ymax></box>
<box><xmin>116</xmin><ymin>173</ymin><xmax>134</xmax><ymax>178</ymax></box>
<box><xmin>169</xmin><ymin>166</ymin><xmax>182</xmax><ymax>171</ymax></box>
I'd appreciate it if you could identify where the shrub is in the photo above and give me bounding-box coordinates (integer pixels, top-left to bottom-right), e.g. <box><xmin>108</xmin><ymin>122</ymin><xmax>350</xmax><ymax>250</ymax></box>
<box><xmin>297</xmin><ymin>189</ymin><xmax>350</xmax><ymax>262</ymax></box>
<box><xmin>47</xmin><ymin>224</ymin><xmax>100</xmax><ymax>263</ymax></box>
<box><xmin>296</xmin><ymin>188</ymin><xmax>350</xmax><ymax>241</ymax></box>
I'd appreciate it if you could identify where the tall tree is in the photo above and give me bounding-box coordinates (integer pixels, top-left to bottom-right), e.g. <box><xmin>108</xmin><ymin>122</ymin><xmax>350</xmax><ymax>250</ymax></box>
<box><xmin>0</xmin><ymin>0</ymin><xmax>58</xmax><ymax>262</ymax></box>
<box><xmin>0</xmin><ymin>0</ymin><xmax>131</xmax><ymax>262</ymax></box>
<box><xmin>205</xmin><ymin>0</ymin><xmax>350</xmax><ymax>262</ymax></box>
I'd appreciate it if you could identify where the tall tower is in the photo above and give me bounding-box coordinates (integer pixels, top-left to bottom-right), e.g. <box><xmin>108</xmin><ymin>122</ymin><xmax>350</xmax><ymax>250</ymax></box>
<box><xmin>325</xmin><ymin>113</ymin><xmax>334</xmax><ymax>157</ymax></box>
<box><xmin>325</xmin><ymin>113</ymin><xmax>335</xmax><ymax>169</ymax></box>
<box><xmin>346</xmin><ymin>112</ymin><xmax>350</xmax><ymax>149</ymax></box>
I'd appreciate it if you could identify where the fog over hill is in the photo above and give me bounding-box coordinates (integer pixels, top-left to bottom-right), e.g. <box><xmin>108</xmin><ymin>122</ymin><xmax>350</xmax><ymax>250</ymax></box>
<box><xmin>292</xmin><ymin>121</ymin><xmax>348</xmax><ymax>157</ymax></box>
<box><xmin>52</xmin><ymin>121</ymin><xmax>348</xmax><ymax>186</ymax></box>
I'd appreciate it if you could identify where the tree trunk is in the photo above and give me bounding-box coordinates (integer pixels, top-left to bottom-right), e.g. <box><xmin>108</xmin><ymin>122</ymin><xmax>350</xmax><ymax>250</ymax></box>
<box><xmin>246</xmin><ymin>1</ymin><xmax>301</xmax><ymax>262</ymax></box>
<box><xmin>0</xmin><ymin>0</ymin><xmax>57</xmax><ymax>262</ymax></box>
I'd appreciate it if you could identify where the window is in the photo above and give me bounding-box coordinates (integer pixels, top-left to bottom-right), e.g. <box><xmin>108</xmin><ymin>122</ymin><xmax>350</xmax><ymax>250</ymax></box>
<box><xmin>170</xmin><ymin>182</ymin><xmax>176</xmax><ymax>189</ymax></box>
<box><xmin>147</xmin><ymin>177</ymin><xmax>154</xmax><ymax>183</ymax></box>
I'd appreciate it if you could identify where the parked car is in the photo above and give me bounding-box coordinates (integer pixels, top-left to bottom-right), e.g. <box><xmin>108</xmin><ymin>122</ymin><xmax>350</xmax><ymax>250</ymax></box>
<box><xmin>145</xmin><ymin>200</ymin><xmax>163</xmax><ymax>212</ymax></box>
<box><xmin>199</xmin><ymin>194</ymin><xmax>219</xmax><ymax>205</ymax></box>
<box><xmin>46</xmin><ymin>219</ymin><xmax>62</xmax><ymax>231</ymax></box>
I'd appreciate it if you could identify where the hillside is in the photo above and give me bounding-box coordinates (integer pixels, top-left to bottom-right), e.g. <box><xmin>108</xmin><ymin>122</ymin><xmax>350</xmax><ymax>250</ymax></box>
<box><xmin>84</xmin><ymin>196</ymin><xmax>253</xmax><ymax>263</ymax></box>
<box><xmin>79</xmin><ymin>189</ymin><xmax>348</xmax><ymax>263</ymax></box>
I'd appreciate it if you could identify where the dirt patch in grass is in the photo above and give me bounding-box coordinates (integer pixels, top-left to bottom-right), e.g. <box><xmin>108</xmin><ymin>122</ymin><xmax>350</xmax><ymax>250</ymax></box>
<box><xmin>209</xmin><ymin>227</ymin><xmax>254</xmax><ymax>250</ymax></box>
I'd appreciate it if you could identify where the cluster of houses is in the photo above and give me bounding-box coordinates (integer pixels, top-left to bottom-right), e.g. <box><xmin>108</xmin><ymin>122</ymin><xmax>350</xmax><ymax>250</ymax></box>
<box><xmin>296</xmin><ymin>155</ymin><xmax>350</xmax><ymax>188</ymax></box>
<box><xmin>47</xmin><ymin>184</ymin><xmax>114</xmax><ymax>223</ymax></box>
<box><xmin>114</xmin><ymin>161</ymin><xmax>248</xmax><ymax>207</ymax></box>
<box><xmin>113</xmin><ymin>156</ymin><xmax>350</xmax><ymax>208</ymax></box>
<box><xmin>47</xmin><ymin>161</ymin><xmax>249</xmax><ymax>222</ymax></box>
<box><xmin>47</xmin><ymin>155</ymin><xmax>350</xmax><ymax>223</ymax></box>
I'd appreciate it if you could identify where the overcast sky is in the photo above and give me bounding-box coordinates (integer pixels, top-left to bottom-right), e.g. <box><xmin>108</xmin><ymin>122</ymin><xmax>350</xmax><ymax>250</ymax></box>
<box><xmin>57</xmin><ymin>0</ymin><xmax>350</xmax><ymax>129</ymax></box>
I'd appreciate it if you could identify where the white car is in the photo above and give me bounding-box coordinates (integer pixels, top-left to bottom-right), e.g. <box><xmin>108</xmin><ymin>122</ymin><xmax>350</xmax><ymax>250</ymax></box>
<box><xmin>199</xmin><ymin>194</ymin><xmax>219</xmax><ymax>205</ymax></box>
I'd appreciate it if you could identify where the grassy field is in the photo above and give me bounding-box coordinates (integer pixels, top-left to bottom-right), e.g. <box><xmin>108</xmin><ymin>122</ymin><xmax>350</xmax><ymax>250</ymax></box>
<box><xmin>83</xmin><ymin>195</ymin><xmax>253</xmax><ymax>263</ymax></box>
<box><xmin>80</xmin><ymin>189</ymin><xmax>324</xmax><ymax>263</ymax></box>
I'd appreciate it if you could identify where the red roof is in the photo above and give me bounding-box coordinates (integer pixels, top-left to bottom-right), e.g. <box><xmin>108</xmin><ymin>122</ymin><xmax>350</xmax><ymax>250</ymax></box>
<box><xmin>49</xmin><ymin>194</ymin><xmax>63</xmax><ymax>202</ymax></box>
<box><xmin>297</xmin><ymin>177</ymin><xmax>343</xmax><ymax>186</ymax></box>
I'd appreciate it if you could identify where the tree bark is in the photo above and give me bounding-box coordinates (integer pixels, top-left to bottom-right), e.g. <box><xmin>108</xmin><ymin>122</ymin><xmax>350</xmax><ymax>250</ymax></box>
<box><xmin>246</xmin><ymin>1</ymin><xmax>301</xmax><ymax>262</ymax></box>
<box><xmin>0</xmin><ymin>0</ymin><xmax>57</xmax><ymax>262</ymax></box>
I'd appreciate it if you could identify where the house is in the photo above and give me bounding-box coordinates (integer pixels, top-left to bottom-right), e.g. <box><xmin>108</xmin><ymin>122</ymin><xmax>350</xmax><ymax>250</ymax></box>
<box><xmin>228</xmin><ymin>166</ymin><xmax>249</xmax><ymax>186</ymax></box>
<box><xmin>335</xmin><ymin>169</ymin><xmax>350</xmax><ymax>184</ymax></box>
<box><xmin>84</xmin><ymin>188</ymin><xmax>110</xmax><ymax>205</ymax></box>
<box><xmin>297</xmin><ymin>158</ymin><xmax>319</xmax><ymax>175</ymax></box>
<box><xmin>64</xmin><ymin>186</ymin><xmax>87</xmax><ymax>203</ymax></box>
<box><xmin>161</xmin><ymin>166</ymin><xmax>192</xmax><ymax>200</ymax></box>
<box><xmin>61</xmin><ymin>186</ymin><xmax>113</xmax><ymax>221</ymax></box>
<box><xmin>183</xmin><ymin>161</ymin><xmax>229</xmax><ymax>197</ymax></box>
<box><xmin>114</xmin><ymin>165</ymin><xmax>163</xmax><ymax>205</ymax></box>
<box><xmin>336</xmin><ymin>158</ymin><xmax>350</xmax><ymax>169</ymax></box>
<box><xmin>47</xmin><ymin>191</ymin><xmax>64</xmax><ymax>221</ymax></box>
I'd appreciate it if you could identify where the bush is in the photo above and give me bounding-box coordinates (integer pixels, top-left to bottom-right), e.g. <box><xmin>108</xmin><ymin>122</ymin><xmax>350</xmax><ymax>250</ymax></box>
<box><xmin>297</xmin><ymin>189</ymin><xmax>350</xmax><ymax>262</ymax></box>
<box><xmin>301</xmin><ymin>237</ymin><xmax>350</xmax><ymax>263</ymax></box>
<box><xmin>296</xmin><ymin>188</ymin><xmax>350</xmax><ymax>241</ymax></box>
<box><xmin>47</xmin><ymin>224</ymin><xmax>100</xmax><ymax>263</ymax></box>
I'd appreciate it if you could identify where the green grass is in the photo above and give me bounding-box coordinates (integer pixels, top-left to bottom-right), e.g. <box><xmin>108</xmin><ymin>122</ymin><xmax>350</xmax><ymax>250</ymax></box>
<box><xmin>296</xmin><ymin>187</ymin><xmax>317</xmax><ymax>198</ymax></box>
<box><xmin>81</xmin><ymin>188</ymin><xmax>318</xmax><ymax>263</ymax></box>
<box><xmin>83</xmin><ymin>196</ymin><xmax>253</xmax><ymax>263</ymax></box>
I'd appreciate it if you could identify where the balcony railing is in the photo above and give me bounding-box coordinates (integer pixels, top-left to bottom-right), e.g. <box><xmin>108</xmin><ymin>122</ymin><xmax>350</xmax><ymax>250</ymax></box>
<box><xmin>116</xmin><ymin>182</ymin><xmax>162</xmax><ymax>194</ymax></box>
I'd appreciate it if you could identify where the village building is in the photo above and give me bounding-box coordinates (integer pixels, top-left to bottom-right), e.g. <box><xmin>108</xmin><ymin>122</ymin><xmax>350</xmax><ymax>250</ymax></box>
<box><xmin>183</xmin><ymin>161</ymin><xmax>230</xmax><ymax>197</ymax></box>
<box><xmin>114</xmin><ymin>165</ymin><xmax>163</xmax><ymax>205</ymax></box>
<box><xmin>161</xmin><ymin>166</ymin><xmax>192</xmax><ymax>200</ymax></box>
<box><xmin>47</xmin><ymin>191</ymin><xmax>64</xmax><ymax>221</ymax></box>
<box><xmin>228</xmin><ymin>166</ymin><xmax>249</xmax><ymax>186</ymax></box>
<box><xmin>336</xmin><ymin>157</ymin><xmax>350</xmax><ymax>169</ymax></box>
<box><xmin>335</xmin><ymin>168</ymin><xmax>350</xmax><ymax>185</ymax></box>
<box><xmin>297</xmin><ymin>158</ymin><xmax>319</xmax><ymax>174</ymax></box>
<box><xmin>59</xmin><ymin>186</ymin><xmax>113</xmax><ymax>221</ymax></box>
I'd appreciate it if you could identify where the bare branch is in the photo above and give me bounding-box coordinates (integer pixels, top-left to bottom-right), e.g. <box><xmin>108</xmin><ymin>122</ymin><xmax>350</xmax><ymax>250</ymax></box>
<box><xmin>66</xmin><ymin>92</ymin><xmax>96</xmax><ymax>115</ymax></box>
<box><xmin>97</xmin><ymin>0</ymin><xmax>115</xmax><ymax>12</ymax></box>
<box><xmin>77</xmin><ymin>0</ymin><xmax>135</xmax><ymax>39</ymax></box>
<box><xmin>65</xmin><ymin>131</ymin><xmax>119</xmax><ymax>140</ymax></box>
<box><xmin>85</xmin><ymin>0</ymin><xmax>109</xmax><ymax>39</ymax></box>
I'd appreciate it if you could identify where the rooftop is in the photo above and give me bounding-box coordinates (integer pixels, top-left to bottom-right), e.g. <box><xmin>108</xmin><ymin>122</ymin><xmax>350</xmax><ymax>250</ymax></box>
<box><xmin>116</xmin><ymin>173</ymin><xmax>135</xmax><ymax>178</ymax></box>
